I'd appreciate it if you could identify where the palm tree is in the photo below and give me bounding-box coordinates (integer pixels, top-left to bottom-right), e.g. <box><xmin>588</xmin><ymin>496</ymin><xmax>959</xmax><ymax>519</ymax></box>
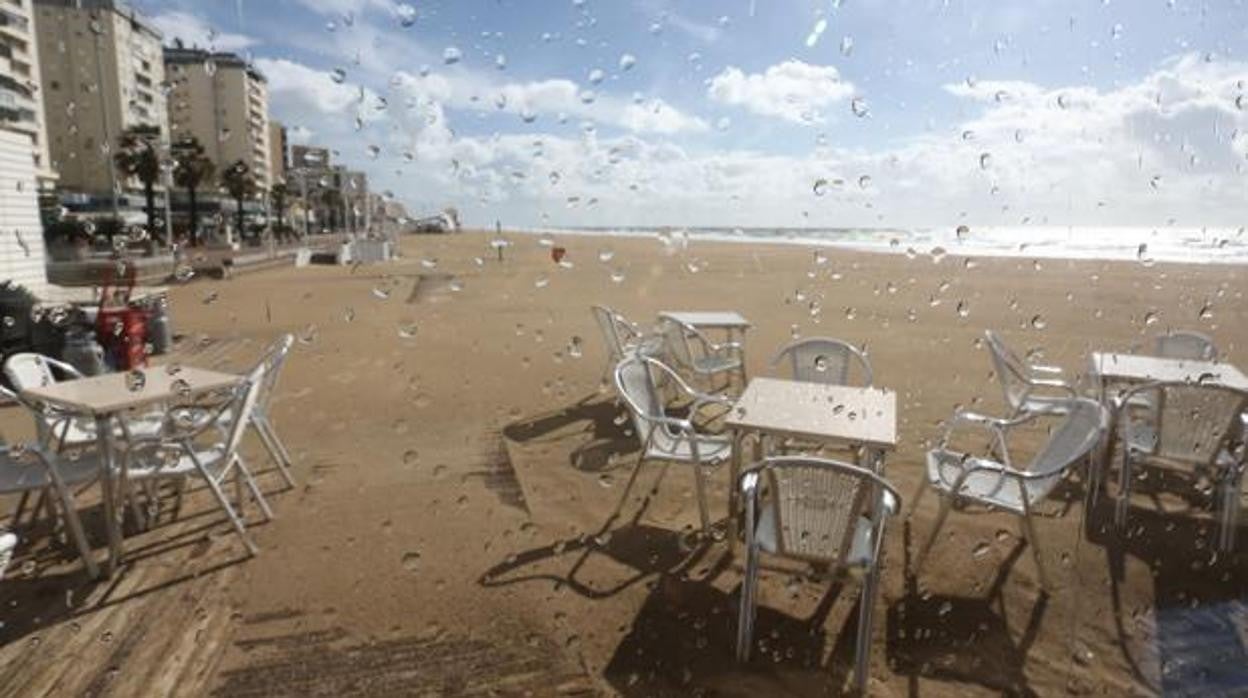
<box><xmin>270</xmin><ymin>181</ymin><xmax>290</xmax><ymax>239</ymax></box>
<box><xmin>220</xmin><ymin>160</ymin><xmax>256</xmax><ymax>242</ymax></box>
<box><xmin>319</xmin><ymin>188</ymin><xmax>344</xmax><ymax>233</ymax></box>
<box><xmin>171</xmin><ymin>137</ymin><xmax>215</xmax><ymax>247</ymax></box>
<box><xmin>113</xmin><ymin>125</ymin><xmax>163</xmax><ymax>244</ymax></box>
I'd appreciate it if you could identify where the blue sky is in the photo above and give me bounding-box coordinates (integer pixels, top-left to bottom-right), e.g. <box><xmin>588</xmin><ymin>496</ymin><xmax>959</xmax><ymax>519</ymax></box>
<box><xmin>138</xmin><ymin>0</ymin><xmax>1248</xmax><ymax>229</ymax></box>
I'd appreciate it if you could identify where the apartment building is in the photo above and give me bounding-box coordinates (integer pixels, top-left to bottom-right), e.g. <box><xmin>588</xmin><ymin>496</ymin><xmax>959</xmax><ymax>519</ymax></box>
<box><xmin>268</xmin><ymin>119</ymin><xmax>286</xmax><ymax>184</ymax></box>
<box><xmin>33</xmin><ymin>0</ymin><xmax>167</xmax><ymax>197</ymax></box>
<box><xmin>0</xmin><ymin>0</ymin><xmax>54</xmax><ymax>189</ymax></box>
<box><xmin>164</xmin><ymin>47</ymin><xmax>272</xmax><ymax>191</ymax></box>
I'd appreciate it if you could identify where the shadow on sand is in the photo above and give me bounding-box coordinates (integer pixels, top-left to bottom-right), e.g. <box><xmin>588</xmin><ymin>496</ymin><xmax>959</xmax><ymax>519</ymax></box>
<box><xmin>502</xmin><ymin>392</ymin><xmax>639</xmax><ymax>472</ymax></box>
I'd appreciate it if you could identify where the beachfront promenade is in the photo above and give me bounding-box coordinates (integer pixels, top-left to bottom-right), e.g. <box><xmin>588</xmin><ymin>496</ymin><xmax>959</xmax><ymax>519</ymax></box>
<box><xmin>0</xmin><ymin>232</ymin><xmax>1244</xmax><ymax>695</ymax></box>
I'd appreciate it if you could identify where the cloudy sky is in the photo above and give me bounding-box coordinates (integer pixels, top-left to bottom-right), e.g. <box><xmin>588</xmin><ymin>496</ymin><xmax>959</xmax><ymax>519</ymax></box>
<box><xmin>139</xmin><ymin>0</ymin><xmax>1248</xmax><ymax>229</ymax></box>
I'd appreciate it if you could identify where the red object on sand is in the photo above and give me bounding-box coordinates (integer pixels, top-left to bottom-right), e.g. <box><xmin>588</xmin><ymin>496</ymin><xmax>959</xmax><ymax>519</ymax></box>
<box><xmin>551</xmin><ymin>247</ymin><xmax>566</xmax><ymax>263</ymax></box>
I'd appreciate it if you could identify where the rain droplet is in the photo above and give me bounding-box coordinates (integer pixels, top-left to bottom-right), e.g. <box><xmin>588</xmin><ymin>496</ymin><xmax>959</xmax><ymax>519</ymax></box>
<box><xmin>443</xmin><ymin>47</ymin><xmax>462</xmax><ymax>65</ymax></box>
<box><xmin>1031</xmin><ymin>314</ymin><xmax>1047</xmax><ymax>330</ymax></box>
<box><xmin>956</xmin><ymin>301</ymin><xmax>970</xmax><ymax>318</ymax></box>
<box><xmin>839</xmin><ymin>36</ymin><xmax>854</xmax><ymax>57</ymax></box>
<box><xmin>395</xmin><ymin>3</ymin><xmax>416</xmax><ymax>27</ymax></box>
<box><xmin>805</xmin><ymin>18</ymin><xmax>827</xmax><ymax>47</ymax></box>
<box><xmin>330</xmin><ymin>68</ymin><xmax>347</xmax><ymax>84</ymax></box>
<box><xmin>1137</xmin><ymin>243</ymin><xmax>1154</xmax><ymax>267</ymax></box>
<box><xmin>125</xmin><ymin>370</ymin><xmax>146</xmax><ymax>392</ymax></box>
<box><xmin>588</xmin><ymin>68</ymin><xmax>605</xmax><ymax>85</ymax></box>
<box><xmin>979</xmin><ymin>152</ymin><xmax>992</xmax><ymax>170</ymax></box>
<box><xmin>619</xmin><ymin>53</ymin><xmax>637</xmax><ymax>71</ymax></box>
<box><xmin>972</xmin><ymin>542</ymin><xmax>992</xmax><ymax>559</ymax></box>
<box><xmin>597</xmin><ymin>248</ymin><xmax>614</xmax><ymax>262</ymax></box>
<box><xmin>813</xmin><ymin>179</ymin><xmax>829</xmax><ymax>196</ymax></box>
<box><xmin>534</xmin><ymin>275</ymin><xmax>549</xmax><ymax>289</ymax></box>
<box><xmin>850</xmin><ymin>97</ymin><xmax>870</xmax><ymax>118</ymax></box>
<box><xmin>397</xmin><ymin>323</ymin><xmax>418</xmax><ymax>339</ymax></box>
<box><xmin>857</xmin><ymin>175</ymin><xmax>872</xmax><ymax>189</ymax></box>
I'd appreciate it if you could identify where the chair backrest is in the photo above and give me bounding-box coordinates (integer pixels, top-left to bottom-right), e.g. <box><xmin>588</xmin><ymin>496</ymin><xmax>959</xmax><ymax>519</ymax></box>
<box><xmin>770</xmin><ymin>337</ymin><xmax>873</xmax><ymax>386</ymax></box>
<box><xmin>984</xmin><ymin>330</ymin><xmax>1032</xmax><ymax>411</ymax></box>
<box><xmin>591</xmin><ymin>305</ymin><xmax>627</xmax><ymax>362</ymax></box>
<box><xmin>747</xmin><ymin>457</ymin><xmax>900</xmax><ymax>564</ymax></box>
<box><xmin>255</xmin><ymin>333</ymin><xmax>294</xmax><ymax>413</ymax></box>
<box><xmin>225</xmin><ymin>363</ymin><xmax>267</xmax><ymax>456</ymax></box>
<box><xmin>1119</xmin><ymin>382</ymin><xmax>1247</xmax><ymax>466</ymax></box>
<box><xmin>1025</xmin><ymin>398</ymin><xmax>1108</xmax><ymax>478</ymax></box>
<box><xmin>614</xmin><ymin>355</ymin><xmax>680</xmax><ymax>452</ymax></box>
<box><xmin>4</xmin><ymin>353</ymin><xmax>57</xmax><ymax>390</ymax></box>
<box><xmin>660</xmin><ymin>319</ymin><xmax>694</xmax><ymax>367</ymax></box>
<box><xmin>1154</xmin><ymin>331</ymin><xmax>1218</xmax><ymax>361</ymax></box>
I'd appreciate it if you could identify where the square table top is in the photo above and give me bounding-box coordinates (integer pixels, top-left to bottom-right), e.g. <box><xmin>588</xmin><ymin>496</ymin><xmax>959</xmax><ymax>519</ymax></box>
<box><xmin>21</xmin><ymin>366</ymin><xmax>242</xmax><ymax>416</ymax></box>
<box><xmin>725</xmin><ymin>377</ymin><xmax>897</xmax><ymax>449</ymax></box>
<box><xmin>658</xmin><ymin>311</ymin><xmax>751</xmax><ymax>329</ymax></box>
<box><xmin>1090</xmin><ymin>353</ymin><xmax>1248</xmax><ymax>391</ymax></box>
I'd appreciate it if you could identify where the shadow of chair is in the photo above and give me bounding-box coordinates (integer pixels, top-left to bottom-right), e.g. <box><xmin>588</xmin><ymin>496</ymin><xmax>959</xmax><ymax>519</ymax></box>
<box><xmin>502</xmin><ymin>392</ymin><xmax>639</xmax><ymax>473</ymax></box>
<box><xmin>887</xmin><ymin>522</ymin><xmax>1049</xmax><ymax>696</ymax></box>
<box><xmin>603</xmin><ymin>573</ymin><xmax>863</xmax><ymax>697</ymax></box>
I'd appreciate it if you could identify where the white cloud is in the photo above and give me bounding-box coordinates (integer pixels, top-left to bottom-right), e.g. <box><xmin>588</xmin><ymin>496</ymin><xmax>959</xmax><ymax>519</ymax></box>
<box><xmin>148</xmin><ymin>10</ymin><xmax>257</xmax><ymax>52</ymax></box>
<box><xmin>394</xmin><ymin>71</ymin><xmax>708</xmax><ymax>135</ymax></box>
<box><xmin>707</xmin><ymin>60</ymin><xmax>856</xmax><ymax>124</ymax></box>
<box><xmin>257</xmin><ymin>58</ymin><xmax>386</xmax><ymax>122</ymax></box>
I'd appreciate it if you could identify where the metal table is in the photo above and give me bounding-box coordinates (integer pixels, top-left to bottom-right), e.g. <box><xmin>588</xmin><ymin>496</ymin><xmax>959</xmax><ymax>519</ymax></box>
<box><xmin>22</xmin><ymin>366</ymin><xmax>241</xmax><ymax>577</ymax></box>
<box><xmin>724</xmin><ymin>377</ymin><xmax>898</xmax><ymax>539</ymax></box>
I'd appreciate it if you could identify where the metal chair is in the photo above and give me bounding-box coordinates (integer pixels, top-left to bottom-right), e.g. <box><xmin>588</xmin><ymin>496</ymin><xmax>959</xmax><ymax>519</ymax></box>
<box><xmin>614</xmin><ymin>354</ymin><xmax>734</xmax><ymax>533</ymax></box>
<box><xmin>984</xmin><ymin>330</ymin><xmax>1078</xmax><ymax>417</ymax></box>
<box><xmin>121</xmin><ymin>363</ymin><xmax>274</xmax><ymax>555</ymax></box>
<box><xmin>1154</xmin><ymin>330</ymin><xmax>1218</xmax><ymax>361</ymax></box>
<box><xmin>1111</xmin><ymin>381</ymin><xmax>1248</xmax><ymax>550</ymax></box>
<box><xmin>736</xmin><ymin>456</ymin><xmax>901</xmax><ymax>695</ymax></box>
<box><xmin>591</xmin><ymin>306</ymin><xmax>658</xmax><ymax>383</ymax></box>
<box><xmin>770</xmin><ymin>337</ymin><xmax>873</xmax><ymax>386</ymax></box>
<box><xmin>912</xmin><ymin>398</ymin><xmax>1107</xmax><ymax>589</ymax></box>
<box><xmin>0</xmin><ymin>531</ymin><xmax>14</xmax><ymax>581</ymax></box>
<box><xmin>250</xmin><ymin>334</ymin><xmax>297</xmax><ymax>489</ymax></box>
<box><xmin>0</xmin><ymin>443</ymin><xmax>102</xmax><ymax>578</ymax></box>
<box><xmin>659</xmin><ymin>318</ymin><xmax>745</xmax><ymax>391</ymax></box>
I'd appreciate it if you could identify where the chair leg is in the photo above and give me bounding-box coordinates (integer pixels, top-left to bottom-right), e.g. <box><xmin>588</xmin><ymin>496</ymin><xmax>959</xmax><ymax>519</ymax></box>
<box><xmin>736</xmin><ymin>540</ymin><xmax>760</xmax><ymax>661</ymax></box>
<box><xmin>854</xmin><ymin>565</ymin><xmax>881</xmax><ymax>695</ymax></box>
<box><xmin>9</xmin><ymin>490</ymin><xmax>31</xmax><ymax>527</ymax></box>
<box><xmin>1115</xmin><ymin>451</ymin><xmax>1133</xmax><ymax>529</ymax></box>
<box><xmin>255</xmin><ymin>420</ymin><xmax>296</xmax><ymax>489</ymax></box>
<box><xmin>692</xmin><ymin>464</ymin><xmax>711</xmax><ymax>533</ymax></box>
<box><xmin>187</xmin><ymin>451</ymin><xmax>258</xmax><ymax>555</ymax></box>
<box><xmin>907</xmin><ymin>477</ymin><xmax>929</xmax><ymax>519</ymax></box>
<box><xmin>912</xmin><ymin>496</ymin><xmax>952</xmax><ymax>575</ymax></box>
<box><xmin>235</xmin><ymin>454</ymin><xmax>274</xmax><ymax>522</ymax></box>
<box><xmin>42</xmin><ymin>466</ymin><xmax>100</xmax><ymax>579</ymax></box>
<box><xmin>1018</xmin><ymin>514</ymin><xmax>1052</xmax><ymax>590</ymax></box>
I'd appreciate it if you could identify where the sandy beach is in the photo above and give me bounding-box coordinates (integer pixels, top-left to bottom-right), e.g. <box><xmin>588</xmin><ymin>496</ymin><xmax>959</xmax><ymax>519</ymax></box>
<box><xmin>1</xmin><ymin>231</ymin><xmax>1245</xmax><ymax>696</ymax></box>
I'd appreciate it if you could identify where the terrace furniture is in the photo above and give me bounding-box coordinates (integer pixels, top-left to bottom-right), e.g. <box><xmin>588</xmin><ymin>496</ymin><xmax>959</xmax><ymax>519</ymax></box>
<box><xmin>657</xmin><ymin>311</ymin><xmax>749</xmax><ymax>390</ymax></box>
<box><xmin>614</xmin><ymin>354</ymin><xmax>734</xmax><ymax>533</ymax></box>
<box><xmin>591</xmin><ymin>306</ymin><xmax>659</xmax><ymax>383</ymax></box>
<box><xmin>0</xmin><ymin>444</ymin><xmax>102</xmax><ymax>578</ymax></box>
<box><xmin>984</xmin><ymin>330</ymin><xmax>1078</xmax><ymax>417</ymax></box>
<box><xmin>736</xmin><ymin>456</ymin><xmax>901</xmax><ymax>695</ymax></box>
<box><xmin>725</xmin><ymin>378</ymin><xmax>898</xmax><ymax>542</ymax></box>
<box><xmin>1154</xmin><ymin>330</ymin><xmax>1218</xmax><ymax>361</ymax></box>
<box><xmin>0</xmin><ymin>531</ymin><xmax>14</xmax><ymax>580</ymax></box>
<box><xmin>1110</xmin><ymin>381</ymin><xmax>1248</xmax><ymax>551</ymax></box>
<box><xmin>770</xmin><ymin>337</ymin><xmax>874</xmax><ymax>386</ymax></box>
<box><xmin>3</xmin><ymin>353</ymin><xmax>160</xmax><ymax>451</ymax></box>
<box><xmin>121</xmin><ymin>362</ymin><xmax>274</xmax><ymax>555</ymax></box>
<box><xmin>21</xmin><ymin>365</ymin><xmax>243</xmax><ymax>576</ymax></box>
<box><xmin>912</xmin><ymin>398</ymin><xmax>1107</xmax><ymax>589</ymax></box>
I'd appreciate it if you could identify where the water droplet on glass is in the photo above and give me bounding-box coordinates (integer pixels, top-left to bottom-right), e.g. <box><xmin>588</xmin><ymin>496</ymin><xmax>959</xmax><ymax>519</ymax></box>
<box><xmin>597</xmin><ymin>248</ymin><xmax>614</xmax><ymax>262</ymax></box>
<box><xmin>397</xmin><ymin>323</ymin><xmax>418</xmax><ymax>339</ymax></box>
<box><xmin>1143</xmin><ymin>310</ymin><xmax>1159</xmax><ymax>326</ymax></box>
<box><xmin>805</xmin><ymin>17</ymin><xmax>827</xmax><ymax>47</ymax></box>
<box><xmin>588</xmin><ymin>68</ymin><xmax>605</xmax><ymax>85</ymax></box>
<box><xmin>609</xmin><ymin>269</ymin><xmax>626</xmax><ymax>284</ymax></box>
<box><xmin>534</xmin><ymin>275</ymin><xmax>549</xmax><ymax>289</ymax></box>
<box><xmin>372</xmin><ymin>285</ymin><xmax>391</xmax><ymax>300</ymax></box>
<box><xmin>125</xmin><ymin>370</ymin><xmax>146</xmax><ymax>392</ymax></box>
<box><xmin>395</xmin><ymin>3</ymin><xmax>416</xmax><ymax>27</ymax></box>
<box><xmin>1137</xmin><ymin>243</ymin><xmax>1154</xmax><ymax>267</ymax></box>
<box><xmin>972</xmin><ymin>542</ymin><xmax>992</xmax><ymax>559</ymax></box>
<box><xmin>979</xmin><ymin>152</ymin><xmax>992</xmax><ymax>170</ymax></box>
<box><xmin>839</xmin><ymin>36</ymin><xmax>854</xmax><ymax>56</ymax></box>
<box><xmin>330</xmin><ymin>68</ymin><xmax>347</xmax><ymax>84</ymax></box>
<box><xmin>619</xmin><ymin>53</ymin><xmax>636</xmax><ymax>71</ymax></box>
<box><xmin>1031</xmin><ymin>314</ymin><xmax>1047</xmax><ymax>330</ymax></box>
<box><xmin>1198</xmin><ymin>303</ymin><xmax>1214</xmax><ymax>321</ymax></box>
<box><xmin>443</xmin><ymin>47</ymin><xmax>462</xmax><ymax>65</ymax></box>
<box><xmin>956</xmin><ymin>300</ymin><xmax>970</xmax><ymax>318</ymax></box>
<box><xmin>813</xmin><ymin>178</ymin><xmax>829</xmax><ymax>196</ymax></box>
<box><xmin>420</xmin><ymin>257</ymin><xmax>438</xmax><ymax>269</ymax></box>
<box><xmin>857</xmin><ymin>175</ymin><xmax>871</xmax><ymax>189</ymax></box>
<box><xmin>850</xmin><ymin>97</ymin><xmax>869</xmax><ymax>118</ymax></box>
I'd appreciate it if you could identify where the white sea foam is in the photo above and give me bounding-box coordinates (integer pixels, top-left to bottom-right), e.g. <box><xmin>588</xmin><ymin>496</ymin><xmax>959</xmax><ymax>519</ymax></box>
<box><xmin>516</xmin><ymin>225</ymin><xmax>1248</xmax><ymax>265</ymax></box>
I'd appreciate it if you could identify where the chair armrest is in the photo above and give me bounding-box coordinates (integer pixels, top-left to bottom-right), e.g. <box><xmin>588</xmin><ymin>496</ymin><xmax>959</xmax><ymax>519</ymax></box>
<box><xmin>1031</xmin><ymin>364</ymin><xmax>1065</xmax><ymax>376</ymax></box>
<box><xmin>1029</xmin><ymin>377</ymin><xmax>1078</xmax><ymax>395</ymax></box>
<box><xmin>41</xmin><ymin>356</ymin><xmax>84</xmax><ymax>379</ymax></box>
